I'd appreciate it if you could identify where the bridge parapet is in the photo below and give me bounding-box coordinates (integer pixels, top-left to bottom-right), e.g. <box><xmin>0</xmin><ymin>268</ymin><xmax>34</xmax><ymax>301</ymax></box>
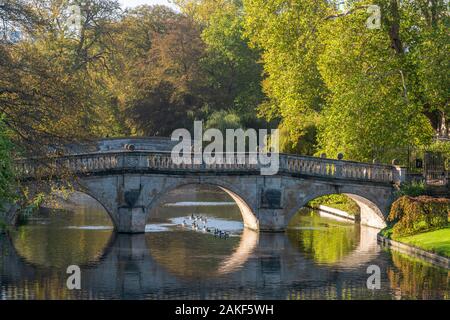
<box><xmin>282</xmin><ymin>155</ymin><xmax>395</xmax><ymax>183</ymax></box>
<box><xmin>16</xmin><ymin>151</ymin><xmax>399</xmax><ymax>184</ymax></box>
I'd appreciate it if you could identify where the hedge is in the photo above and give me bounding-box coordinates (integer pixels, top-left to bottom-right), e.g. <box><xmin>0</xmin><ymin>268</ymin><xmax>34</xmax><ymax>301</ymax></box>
<box><xmin>388</xmin><ymin>196</ymin><xmax>450</xmax><ymax>238</ymax></box>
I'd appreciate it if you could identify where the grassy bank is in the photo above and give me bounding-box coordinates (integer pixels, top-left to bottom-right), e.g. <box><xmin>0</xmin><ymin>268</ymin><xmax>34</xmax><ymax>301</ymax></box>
<box><xmin>380</xmin><ymin>196</ymin><xmax>450</xmax><ymax>259</ymax></box>
<box><xmin>380</xmin><ymin>222</ymin><xmax>450</xmax><ymax>259</ymax></box>
<box><xmin>395</xmin><ymin>227</ymin><xmax>450</xmax><ymax>258</ymax></box>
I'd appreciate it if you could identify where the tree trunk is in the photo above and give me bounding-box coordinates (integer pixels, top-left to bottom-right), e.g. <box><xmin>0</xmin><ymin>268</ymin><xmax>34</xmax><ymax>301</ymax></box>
<box><xmin>388</xmin><ymin>0</ymin><xmax>403</xmax><ymax>54</ymax></box>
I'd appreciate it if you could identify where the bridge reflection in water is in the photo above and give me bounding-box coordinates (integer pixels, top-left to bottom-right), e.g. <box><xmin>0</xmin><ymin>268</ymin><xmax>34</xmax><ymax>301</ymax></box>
<box><xmin>0</xmin><ymin>190</ymin><xmax>448</xmax><ymax>300</ymax></box>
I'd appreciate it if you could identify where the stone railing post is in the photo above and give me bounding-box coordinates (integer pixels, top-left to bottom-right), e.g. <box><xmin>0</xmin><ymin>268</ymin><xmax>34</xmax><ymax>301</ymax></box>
<box><xmin>393</xmin><ymin>166</ymin><xmax>407</xmax><ymax>185</ymax></box>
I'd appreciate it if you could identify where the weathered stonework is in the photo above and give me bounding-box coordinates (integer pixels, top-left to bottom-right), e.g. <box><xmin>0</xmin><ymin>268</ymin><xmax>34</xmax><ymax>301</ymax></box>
<box><xmin>71</xmin><ymin>173</ymin><xmax>394</xmax><ymax>233</ymax></box>
<box><xmin>15</xmin><ymin>138</ymin><xmax>402</xmax><ymax>233</ymax></box>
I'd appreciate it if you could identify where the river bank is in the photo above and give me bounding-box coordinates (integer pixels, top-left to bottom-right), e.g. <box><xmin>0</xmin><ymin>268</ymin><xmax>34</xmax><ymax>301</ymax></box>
<box><xmin>313</xmin><ymin>202</ymin><xmax>450</xmax><ymax>269</ymax></box>
<box><xmin>377</xmin><ymin>233</ymin><xmax>450</xmax><ymax>269</ymax></box>
<box><xmin>378</xmin><ymin>222</ymin><xmax>450</xmax><ymax>269</ymax></box>
<box><xmin>313</xmin><ymin>205</ymin><xmax>356</xmax><ymax>223</ymax></box>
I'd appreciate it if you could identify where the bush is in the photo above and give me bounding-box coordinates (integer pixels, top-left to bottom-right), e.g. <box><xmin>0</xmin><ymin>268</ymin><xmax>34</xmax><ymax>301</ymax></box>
<box><xmin>379</xmin><ymin>226</ymin><xmax>393</xmax><ymax>239</ymax></box>
<box><xmin>205</xmin><ymin>110</ymin><xmax>243</xmax><ymax>133</ymax></box>
<box><xmin>395</xmin><ymin>181</ymin><xmax>426</xmax><ymax>197</ymax></box>
<box><xmin>388</xmin><ymin>196</ymin><xmax>450</xmax><ymax>238</ymax></box>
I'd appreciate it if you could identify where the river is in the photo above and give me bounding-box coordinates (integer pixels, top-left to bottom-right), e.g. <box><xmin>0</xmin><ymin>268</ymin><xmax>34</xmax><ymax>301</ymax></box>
<box><xmin>0</xmin><ymin>186</ymin><xmax>448</xmax><ymax>300</ymax></box>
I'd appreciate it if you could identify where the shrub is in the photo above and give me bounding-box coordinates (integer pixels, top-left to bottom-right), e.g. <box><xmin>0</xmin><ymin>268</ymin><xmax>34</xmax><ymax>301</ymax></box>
<box><xmin>395</xmin><ymin>181</ymin><xmax>426</xmax><ymax>198</ymax></box>
<box><xmin>205</xmin><ymin>110</ymin><xmax>243</xmax><ymax>132</ymax></box>
<box><xmin>388</xmin><ymin>196</ymin><xmax>450</xmax><ymax>238</ymax></box>
<box><xmin>308</xmin><ymin>194</ymin><xmax>360</xmax><ymax>215</ymax></box>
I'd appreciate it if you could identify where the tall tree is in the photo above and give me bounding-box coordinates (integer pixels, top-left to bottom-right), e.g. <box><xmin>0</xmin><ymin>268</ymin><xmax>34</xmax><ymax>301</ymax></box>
<box><xmin>317</xmin><ymin>0</ymin><xmax>434</xmax><ymax>161</ymax></box>
<box><xmin>112</xmin><ymin>6</ymin><xmax>208</xmax><ymax>136</ymax></box>
<box><xmin>243</xmin><ymin>0</ymin><xmax>446</xmax><ymax>160</ymax></box>
<box><xmin>177</xmin><ymin>0</ymin><xmax>265</xmax><ymax>126</ymax></box>
<box><xmin>242</xmin><ymin>0</ymin><xmax>329</xmax><ymax>151</ymax></box>
<box><xmin>0</xmin><ymin>0</ymin><xmax>123</xmax><ymax>156</ymax></box>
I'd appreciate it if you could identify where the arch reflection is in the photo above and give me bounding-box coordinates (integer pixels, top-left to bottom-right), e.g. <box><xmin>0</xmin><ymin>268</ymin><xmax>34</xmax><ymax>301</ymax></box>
<box><xmin>287</xmin><ymin>209</ymin><xmax>379</xmax><ymax>267</ymax></box>
<box><xmin>10</xmin><ymin>193</ymin><xmax>114</xmax><ymax>269</ymax></box>
<box><xmin>1</xmin><ymin>226</ymin><xmax>449</xmax><ymax>299</ymax></box>
<box><xmin>146</xmin><ymin>227</ymin><xmax>258</xmax><ymax>279</ymax></box>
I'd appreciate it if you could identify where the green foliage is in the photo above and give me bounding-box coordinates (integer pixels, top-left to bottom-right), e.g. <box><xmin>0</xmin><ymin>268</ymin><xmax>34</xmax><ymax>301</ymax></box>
<box><xmin>388</xmin><ymin>196</ymin><xmax>450</xmax><ymax>238</ymax></box>
<box><xmin>0</xmin><ymin>118</ymin><xmax>15</xmax><ymax>207</ymax></box>
<box><xmin>316</xmin><ymin>0</ymin><xmax>435</xmax><ymax>162</ymax></box>
<box><xmin>243</xmin><ymin>0</ymin><xmax>328</xmax><ymax>145</ymax></box>
<box><xmin>278</xmin><ymin>122</ymin><xmax>317</xmax><ymax>155</ymax></box>
<box><xmin>242</xmin><ymin>0</ymin><xmax>447</xmax><ymax>159</ymax></box>
<box><xmin>288</xmin><ymin>211</ymin><xmax>358</xmax><ymax>264</ymax></box>
<box><xmin>395</xmin><ymin>181</ymin><xmax>427</xmax><ymax>198</ymax></box>
<box><xmin>1</xmin><ymin>0</ymin><xmax>448</xmax><ymax>166</ymax></box>
<box><xmin>205</xmin><ymin>110</ymin><xmax>243</xmax><ymax>132</ymax></box>
<box><xmin>379</xmin><ymin>226</ymin><xmax>393</xmax><ymax>239</ymax></box>
<box><xmin>427</xmin><ymin>141</ymin><xmax>450</xmax><ymax>156</ymax></box>
<box><xmin>198</xmin><ymin>0</ymin><xmax>265</xmax><ymax>116</ymax></box>
<box><xmin>15</xmin><ymin>192</ymin><xmax>46</xmax><ymax>225</ymax></box>
<box><xmin>308</xmin><ymin>194</ymin><xmax>360</xmax><ymax>216</ymax></box>
<box><xmin>1</xmin><ymin>0</ymin><xmax>127</xmax><ymax>156</ymax></box>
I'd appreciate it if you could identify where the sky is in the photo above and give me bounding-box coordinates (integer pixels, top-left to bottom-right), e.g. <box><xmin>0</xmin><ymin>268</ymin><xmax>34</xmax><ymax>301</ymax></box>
<box><xmin>118</xmin><ymin>0</ymin><xmax>178</xmax><ymax>10</ymax></box>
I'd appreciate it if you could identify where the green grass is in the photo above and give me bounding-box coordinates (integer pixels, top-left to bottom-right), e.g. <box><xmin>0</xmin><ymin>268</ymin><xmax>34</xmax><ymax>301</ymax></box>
<box><xmin>379</xmin><ymin>226</ymin><xmax>393</xmax><ymax>238</ymax></box>
<box><xmin>395</xmin><ymin>226</ymin><xmax>450</xmax><ymax>258</ymax></box>
<box><xmin>308</xmin><ymin>194</ymin><xmax>359</xmax><ymax>216</ymax></box>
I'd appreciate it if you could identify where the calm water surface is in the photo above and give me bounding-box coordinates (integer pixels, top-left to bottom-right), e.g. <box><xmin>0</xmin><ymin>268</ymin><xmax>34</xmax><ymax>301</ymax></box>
<box><xmin>0</xmin><ymin>187</ymin><xmax>449</xmax><ymax>300</ymax></box>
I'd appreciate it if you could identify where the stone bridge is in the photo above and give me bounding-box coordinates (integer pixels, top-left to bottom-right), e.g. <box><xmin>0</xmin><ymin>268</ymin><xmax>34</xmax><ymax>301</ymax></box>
<box><xmin>15</xmin><ymin>138</ymin><xmax>406</xmax><ymax>233</ymax></box>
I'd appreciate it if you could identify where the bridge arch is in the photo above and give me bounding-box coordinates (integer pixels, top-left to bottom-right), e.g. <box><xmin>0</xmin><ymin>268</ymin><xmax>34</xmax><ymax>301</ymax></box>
<box><xmin>285</xmin><ymin>186</ymin><xmax>388</xmax><ymax>229</ymax></box>
<box><xmin>70</xmin><ymin>187</ymin><xmax>119</xmax><ymax>229</ymax></box>
<box><xmin>145</xmin><ymin>180</ymin><xmax>259</xmax><ymax>231</ymax></box>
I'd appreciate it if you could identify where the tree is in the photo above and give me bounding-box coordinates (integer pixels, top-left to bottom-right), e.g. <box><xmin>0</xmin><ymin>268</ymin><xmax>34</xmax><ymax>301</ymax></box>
<box><xmin>317</xmin><ymin>0</ymin><xmax>434</xmax><ymax>161</ymax></box>
<box><xmin>0</xmin><ymin>0</ymin><xmax>124</xmax><ymax>157</ymax></box>
<box><xmin>243</xmin><ymin>0</ymin><xmax>445</xmax><ymax>160</ymax></box>
<box><xmin>113</xmin><ymin>7</ymin><xmax>208</xmax><ymax>136</ymax></box>
<box><xmin>178</xmin><ymin>0</ymin><xmax>265</xmax><ymax>122</ymax></box>
<box><xmin>243</xmin><ymin>0</ymin><xmax>329</xmax><ymax>148</ymax></box>
<box><xmin>0</xmin><ymin>117</ymin><xmax>14</xmax><ymax>206</ymax></box>
<box><xmin>406</xmin><ymin>0</ymin><xmax>449</xmax><ymax>137</ymax></box>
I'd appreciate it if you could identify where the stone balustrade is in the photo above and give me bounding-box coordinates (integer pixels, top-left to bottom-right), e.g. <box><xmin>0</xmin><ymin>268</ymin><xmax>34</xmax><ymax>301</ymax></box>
<box><xmin>15</xmin><ymin>151</ymin><xmax>397</xmax><ymax>184</ymax></box>
<box><xmin>281</xmin><ymin>155</ymin><xmax>394</xmax><ymax>182</ymax></box>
